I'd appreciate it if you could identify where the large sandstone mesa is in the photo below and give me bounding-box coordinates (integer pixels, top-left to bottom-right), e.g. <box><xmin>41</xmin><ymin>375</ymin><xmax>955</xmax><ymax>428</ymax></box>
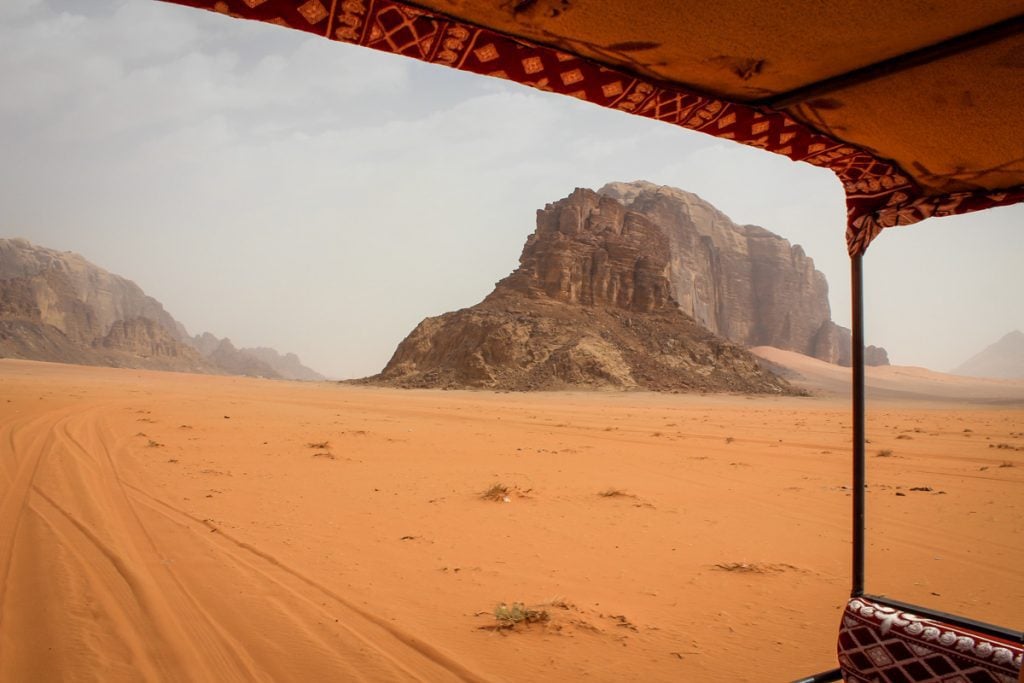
<box><xmin>368</xmin><ymin>188</ymin><xmax>793</xmax><ymax>393</ymax></box>
<box><xmin>0</xmin><ymin>238</ymin><xmax>322</xmax><ymax>379</ymax></box>
<box><xmin>598</xmin><ymin>182</ymin><xmax>887</xmax><ymax>366</ymax></box>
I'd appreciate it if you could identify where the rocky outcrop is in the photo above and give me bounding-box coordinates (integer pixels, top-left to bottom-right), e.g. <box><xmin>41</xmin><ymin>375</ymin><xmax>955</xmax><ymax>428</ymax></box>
<box><xmin>812</xmin><ymin>321</ymin><xmax>889</xmax><ymax>367</ymax></box>
<box><xmin>598</xmin><ymin>181</ymin><xmax>887</xmax><ymax>366</ymax></box>
<box><xmin>239</xmin><ymin>347</ymin><xmax>326</xmax><ymax>381</ymax></box>
<box><xmin>0</xmin><ymin>238</ymin><xmax>322</xmax><ymax>379</ymax></box>
<box><xmin>204</xmin><ymin>338</ymin><xmax>280</xmax><ymax>379</ymax></box>
<box><xmin>952</xmin><ymin>330</ymin><xmax>1024</xmax><ymax>379</ymax></box>
<box><xmin>0</xmin><ymin>238</ymin><xmax>181</xmax><ymax>345</ymax></box>
<box><xmin>366</xmin><ymin>188</ymin><xmax>793</xmax><ymax>393</ymax></box>
<box><xmin>376</xmin><ymin>299</ymin><xmax>790</xmax><ymax>392</ymax></box>
<box><xmin>98</xmin><ymin>317</ymin><xmax>205</xmax><ymax>363</ymax></box>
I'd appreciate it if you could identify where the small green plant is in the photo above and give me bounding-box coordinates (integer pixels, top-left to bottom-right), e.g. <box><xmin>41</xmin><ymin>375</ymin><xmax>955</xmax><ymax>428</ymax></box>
<box><xmin>492</xmin><ymin>602</ymin><xmax>549</xmax><ymax>629</ymax></box>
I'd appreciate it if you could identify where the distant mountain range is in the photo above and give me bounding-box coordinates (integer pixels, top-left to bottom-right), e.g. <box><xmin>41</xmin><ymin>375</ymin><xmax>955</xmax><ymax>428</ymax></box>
<box><xmin>0</xmin><ymin>238</ymin><xmax>324</xmax><ymax>380</ymax></box>
<box><xmin>952</xmin><ymin>330</ymin><xmax>1024</xmax><ymax>380</ymax></box>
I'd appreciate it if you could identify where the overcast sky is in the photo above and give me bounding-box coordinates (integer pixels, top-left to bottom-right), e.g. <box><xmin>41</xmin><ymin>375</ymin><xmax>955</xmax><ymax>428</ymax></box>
<box><xmin>2</xmin><ymin>0</ymin><xmax>1021</xmax><ymax>379</ymax></box>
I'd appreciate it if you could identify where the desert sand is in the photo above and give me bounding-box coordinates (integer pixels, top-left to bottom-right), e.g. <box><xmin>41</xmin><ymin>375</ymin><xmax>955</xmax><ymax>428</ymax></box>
<box><xmin>0</xmin><ymin>359</ymin><xmax>1020</xmax><ymax>682</ymax></box>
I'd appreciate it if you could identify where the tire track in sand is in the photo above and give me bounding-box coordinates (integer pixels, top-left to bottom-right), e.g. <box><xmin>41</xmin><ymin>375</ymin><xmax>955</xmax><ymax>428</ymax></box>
<box><xmin>100</xmin><ymin>402</ymin><xmax>488</xmax><ymax>682</ymax></box>
<box><xmin>121</xmin><ymin>479</ymin><xmax>490</xmax><ymax>682</ymax></box>
<box><xmin>0</xmin><ymin>409</ymin><xmax>71</xmax><ymax>635</ymax></box>
<box><xmin>51</xmin><ymin>408</ymin><xmax>265</xmax><ymax>681</ymax></box>
<box><xmin>3</xmin><ymin>399</ymin><xmax>489</xmax><ymax>681</ymax></box>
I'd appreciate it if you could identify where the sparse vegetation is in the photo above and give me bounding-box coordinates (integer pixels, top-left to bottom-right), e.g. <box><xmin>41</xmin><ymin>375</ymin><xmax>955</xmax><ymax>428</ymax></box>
<box><xmin>480</xmin><ymin>482</ymin><xmax>532</xmax><ymax>501</ymax></box>
<box><xmin>999</xmin><ymin>461</ymin><xmax>1016</xmax><ymax>468</ymax></box>
<box><xmin>598</xmin><ymin>488</ymin><xmax>631</xmax><ymax>498</ymax></box>
<box><xmin>487</xmin><ymin>602</ymin><xmax>550</xmax><ymax>630</ymax></box>
<box><xmin>147</xmin><ymin>439</ymin><xmax>163</xmax><ymax>448</ymax></box>
<box><xmin>876</xmin><ymin>449</ymin><xmax>893</xmax><ymax>457</ymax></box>
<box><xmin>307</xmin><ymin>440</ymin><xmax>330</xmax><ymax>449</ymax></box>
<box><xmin>481</xmin><ymin>483</ymin><xmax>510</xmax><ymax>501</ymax></box>
<box><xmin>312</xmin><ymin>452</ymin><xmax>336</xmax><ymax>460</ymax></box>
<box><xmin>725</xmin><ymin>436</ymin><xmax>735</xmax><ymax>444</ymax></box>
<box><xmin>713</xmin><ymin>562</ymin><xmax>797</xmax><ymax>574</ymax></box>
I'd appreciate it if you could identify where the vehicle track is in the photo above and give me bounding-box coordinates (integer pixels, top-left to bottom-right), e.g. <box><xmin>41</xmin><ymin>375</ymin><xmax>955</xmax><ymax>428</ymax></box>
<box><xmin>0</xmin><ymin>401</ymin><xmax>489</xmax><ymax>681</ymax></box>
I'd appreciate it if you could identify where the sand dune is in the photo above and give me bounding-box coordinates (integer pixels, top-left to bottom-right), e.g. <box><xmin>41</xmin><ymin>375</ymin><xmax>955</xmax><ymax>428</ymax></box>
<box><xmin>752</xmin><ymin>346</ymin><xmax>1024</xmax><ymax>404</ymax></box>
<box><xmin>1</xmin><ymin>360</ymin><xmax>1020</xmax><ymax>681</ymax></box>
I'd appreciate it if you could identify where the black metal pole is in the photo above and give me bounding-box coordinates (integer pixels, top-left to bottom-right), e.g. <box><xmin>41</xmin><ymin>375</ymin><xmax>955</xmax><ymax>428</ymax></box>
<box><xmin>851</xmin><ymin>254</ymin><xmax>866</xmax><ymax>597</ymax></box>
<box><xmin>791</xmin><ymin>668</ymin><xmax>844</xmax><ymax>683</ymax></box>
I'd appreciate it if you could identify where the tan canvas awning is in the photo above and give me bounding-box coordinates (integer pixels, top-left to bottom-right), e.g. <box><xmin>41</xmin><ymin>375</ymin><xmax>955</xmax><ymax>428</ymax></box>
<box><xmin>158</xmin><ymin>0</ymin><xmax>1024</xmax><ymax>255</ymax></box>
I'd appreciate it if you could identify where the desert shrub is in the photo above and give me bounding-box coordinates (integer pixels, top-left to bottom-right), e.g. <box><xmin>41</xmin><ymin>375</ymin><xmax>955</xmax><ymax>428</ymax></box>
<box><xmin>493</xmin><ymin>602</ymin><xmax>549</xmax><ymax>629</ymax></box>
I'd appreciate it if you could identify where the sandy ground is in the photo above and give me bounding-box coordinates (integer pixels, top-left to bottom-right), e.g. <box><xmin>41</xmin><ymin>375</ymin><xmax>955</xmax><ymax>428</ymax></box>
<box><xmin>0</xmin><ymin>359</ymin><xmax>1021</xmax><ymax>682</ymax></box>
<box><xmin>752</xmin><ymin>346</ymin><xmax>1024</xmax><ymax>403</ymax></box>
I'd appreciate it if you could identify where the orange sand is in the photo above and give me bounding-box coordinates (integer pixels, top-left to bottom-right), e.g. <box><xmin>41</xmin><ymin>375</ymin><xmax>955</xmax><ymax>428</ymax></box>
<box><xmin>1</xmin><ymin>359</ymin><xmax>1020</xmax><ymax>682</ymax></box>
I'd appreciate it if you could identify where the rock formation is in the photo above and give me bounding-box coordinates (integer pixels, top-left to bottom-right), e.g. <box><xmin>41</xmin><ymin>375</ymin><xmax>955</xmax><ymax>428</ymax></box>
<box><xmin>239</xmin><ymin>347</ymin><xmax>326</xmax><ymax>381</ymax></box>
<box><xmin>366</xmin><ymin>188</ymin><xmax>793</xmax><ymax>393</ymax></box>
<box><xmin>0</xmin><ymin>238</ymin><xmax>322</xmax><ymax>379</ymax></box>
<box><xmin>952</xmin><ymin>330</ymin><xmax>1024</xmax><ymax>379</ymax></box>
<box><xmin>0</xmin><ymin>238</ymin><xmax>182</xmax><ymax>347</ymax></box>
<box><xmin>597</xmin><ymin>181</ymin><xmax>887</xmax><ymax>366</ymax></box>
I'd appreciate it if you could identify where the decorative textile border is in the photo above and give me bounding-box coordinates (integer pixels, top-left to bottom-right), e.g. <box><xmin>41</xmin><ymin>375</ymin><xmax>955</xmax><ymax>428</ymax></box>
<box><xmin>838</xmin><ymin>596</ymin><xmax>1023</xmax><ymax>682</ymax></box>
<box><xmin>158</xmin><ymin>0</ymin><xmax>1024</xmax><ymax>255</ymax></box>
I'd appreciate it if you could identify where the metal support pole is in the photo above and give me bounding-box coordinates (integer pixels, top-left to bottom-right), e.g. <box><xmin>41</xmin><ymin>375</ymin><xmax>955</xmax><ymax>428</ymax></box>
<box><xmin>851</xmin><ymin>254</ymin><xmax>866</xmax><ymax>597</ymax></box>
<box><xmin>791</xmin><ymin>668</ymin><xmax>844</xmax><ymax>683</ymax></box>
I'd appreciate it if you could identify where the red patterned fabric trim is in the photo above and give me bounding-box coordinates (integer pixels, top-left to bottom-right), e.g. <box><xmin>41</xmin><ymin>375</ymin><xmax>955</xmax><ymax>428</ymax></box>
<box><xmin>158</xmin><ymin>0</ymin><xmax>1024</xmax><ymax>255</ymax></box>
<box><xmin>847</xmin><ymin>185</ymin><xmax>1024</xmax><ymax>255</ymax></box>
<box><xmin>838</xmin><ymin>597</ymin><xmax>1023</xmax><ymax>683</ymax></box>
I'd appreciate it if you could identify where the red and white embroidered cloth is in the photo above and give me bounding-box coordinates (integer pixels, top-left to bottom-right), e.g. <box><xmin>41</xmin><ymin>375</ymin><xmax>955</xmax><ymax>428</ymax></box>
<box><xmin>838</xmin><ymin>597</ymin><xmax>1023</xmax><ymax>683</ymax></box>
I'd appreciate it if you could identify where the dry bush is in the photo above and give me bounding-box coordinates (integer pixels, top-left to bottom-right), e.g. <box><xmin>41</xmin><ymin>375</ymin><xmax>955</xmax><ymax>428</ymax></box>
<box><xmin>486</xmin><ymin>602</ymin><xmax>550</xmax><ymax>630</ymax></box>
<box><xmin>481</xmin><ymin>483</ymin><xmax>511</xmax><ymax>501</ymax></box>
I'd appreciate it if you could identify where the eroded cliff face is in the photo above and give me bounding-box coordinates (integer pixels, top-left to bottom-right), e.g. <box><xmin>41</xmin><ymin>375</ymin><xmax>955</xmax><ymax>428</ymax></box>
<box><xmin>367</xmin><ymin>188</ymin><xmax>794</xmax><ymax>393</ymax></box>
<box><xmin>496</xmin><ymin>189</ymin><xmax>673</xmax><ymax>313</ymax></box>
<box><xmin>0</xmin><ymin>238</ymin><xmax>319</xmax><ymax>378</ymax></box>
<box><xmin>0</xmin><ymin>238</ymin><xmax>181</xmax><ymax>344</ymax></box>
<box><xmin>597</xmin><ymin>181</ymin><xmax>887</xmax><ymax>366</ymax></box>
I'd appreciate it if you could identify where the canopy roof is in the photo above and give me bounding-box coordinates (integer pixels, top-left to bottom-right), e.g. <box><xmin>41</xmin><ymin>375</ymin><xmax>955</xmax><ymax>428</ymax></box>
<box><xmin>161</xmin><ymin>0</ymin><xmax>1024</xmax><ymax>255</ymax></box>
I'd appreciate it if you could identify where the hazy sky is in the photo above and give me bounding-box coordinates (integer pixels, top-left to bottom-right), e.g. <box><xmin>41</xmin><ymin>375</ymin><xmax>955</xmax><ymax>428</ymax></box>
<box><xmin>3</xmin><ymin>0</ymin><xmax>1021</xmax><ymax>379</ymax></box>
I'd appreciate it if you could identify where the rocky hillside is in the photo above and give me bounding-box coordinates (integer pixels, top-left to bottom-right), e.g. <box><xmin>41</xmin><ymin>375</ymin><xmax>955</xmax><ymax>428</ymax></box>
<box><xmin>364</xmin><ymin>188</ymin><xmax>793</xmax><ymax>393</ymax></box>
<box><xmin>598</xmin><ymin>182</ymin><xmax>887</xmax><ymax>366</ymax></box>
<box><xmin>952</xmin><ymin>330</ymin><xmax>1024</xmax><ymax>379</ymax></box>
<box><xmin>237</xmin><ymin>346</ymin><xmax>326</xmax><ymax>381</ymax></box>
<box><xmin>0</xmin><ymin>238</ymin><xmax>323</xmax><ymax>379</ymax></box>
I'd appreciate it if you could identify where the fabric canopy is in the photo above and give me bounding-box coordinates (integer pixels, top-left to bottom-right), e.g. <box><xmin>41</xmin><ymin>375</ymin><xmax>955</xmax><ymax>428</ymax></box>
<box><xmin>158</xmin><ymin>0</ymin><xmax>1024</xmax><ymax>255</ymax></box>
